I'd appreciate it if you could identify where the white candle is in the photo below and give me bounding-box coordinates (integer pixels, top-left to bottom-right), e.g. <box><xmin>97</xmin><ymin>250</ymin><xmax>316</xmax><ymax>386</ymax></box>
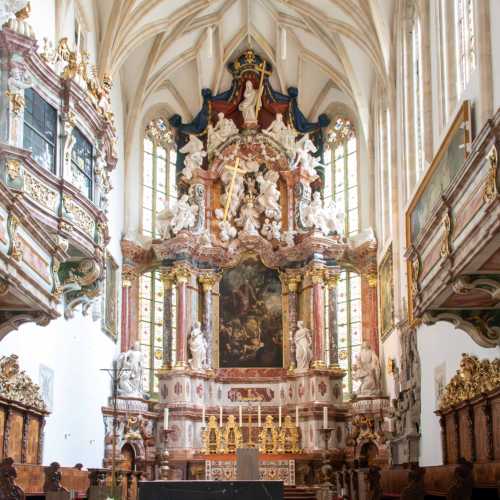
<box><xmin>202</xmin><ymin>405</ymin><xmax>206</xmax><ymax>426</ymax></box>
<box><xmin>278</xmin><ymin>406</ymin><xmax>282</xmax><ymax>427</ymax></box>
<box><xmin>258</xmin><ymin>405</ymin><xmax>261</xmax><ymax>427</ymax></box>
<box><xmin>219</xmin><ymin>406</ymin><xmax>223</xmax><ymax>427</ymax></box>
<box><xmin>295</xmin><ymin>406</ymin><xmax>299</xmax><ymax>427</ymax></box>
<box><xmin>323</xmin><ymin>406</ymin><xmax>328</xmax><ymax>429</ymax></box>
<box><xmin>208</xmin><ymin>25</ymin><xmax>213</xmax><ymax>58</ymax></box>
<box><xmin>239</xmin><ymin>405</ymin><xmax>242</xmax><ymax>427</ymax></box>
<box><xmin>281</xmin><ymin>27</ymin><xmax>287</xmax><ymax>60</ymax></box>
<box><xmin>164</xmin><ymin>408</ymin><xmax>169</xmax><ymax>429</ymax></box>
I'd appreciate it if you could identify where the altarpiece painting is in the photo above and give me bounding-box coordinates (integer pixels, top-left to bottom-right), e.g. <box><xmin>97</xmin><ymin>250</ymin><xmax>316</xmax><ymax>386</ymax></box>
<box><xmin>219</xmin><ymin>259</ymin><xmax>283</xmax><ymax>368</ymax></box>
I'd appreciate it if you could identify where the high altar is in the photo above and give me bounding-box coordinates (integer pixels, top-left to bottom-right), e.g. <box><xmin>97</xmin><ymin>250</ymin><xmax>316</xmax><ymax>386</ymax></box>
<box><xmin>103</xmin><ymin>50</ymin><xmax>380</xmax><ymax>482</ymax></box>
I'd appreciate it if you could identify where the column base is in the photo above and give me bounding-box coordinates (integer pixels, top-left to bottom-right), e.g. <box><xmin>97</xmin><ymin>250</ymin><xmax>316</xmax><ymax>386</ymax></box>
<box><xmin>311</xmin><ymin>360</ymin><xmax>327</xmax><ymax>369</ymax></box>
<box><xmin>174</xmin><ymin>361</ymin><xmax>188</xmax><ymax>369</ymax></box>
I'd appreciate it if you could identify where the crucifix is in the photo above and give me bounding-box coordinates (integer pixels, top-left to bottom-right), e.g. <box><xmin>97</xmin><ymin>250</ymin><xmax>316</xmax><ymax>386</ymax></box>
<box><xmin>255</xmin><ymin>61</ymin><xmax>271</xmax><ymax>118</ymax></box>
<box><xmin>222</xmin><ymin>157</ymin><xmax>245</xmax><ymax>222</ymax></box>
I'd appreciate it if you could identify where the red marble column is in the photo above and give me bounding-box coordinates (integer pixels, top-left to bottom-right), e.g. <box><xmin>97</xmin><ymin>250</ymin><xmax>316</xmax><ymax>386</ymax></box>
<box><xmin>174</xmin><ymin>266</ymin><xmax>190</xmax><ymax>368</ymax></box>
<box><xmin>161</xmin><ymin>270</ymin><xmax>175</xmax><ymax>368</ymax></box>
<box><xmin>120</xmin><ymin>270</ymin><xmax>135</xmax><ymax>352</ymax></box>
<box><xmin>310</xmin><ymin>267</ymin><xmax>326</xmax><ymax>368</ymax></box>
<box><xmin>361</xmin><ymin>273</ymin><xmax>379</xmax><ymax>355</ymax></box>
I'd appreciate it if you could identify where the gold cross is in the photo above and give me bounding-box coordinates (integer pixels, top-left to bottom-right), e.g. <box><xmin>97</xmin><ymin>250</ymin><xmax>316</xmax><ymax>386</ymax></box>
<box><xmin>223</xmin><ymin>157</ymin><xmax>245</xmax><ymax>222</ymax></box>
<box><xmin>255</xmin><ymin>61</ymin><xmax>271</xmax><ymax>118</ymax></box>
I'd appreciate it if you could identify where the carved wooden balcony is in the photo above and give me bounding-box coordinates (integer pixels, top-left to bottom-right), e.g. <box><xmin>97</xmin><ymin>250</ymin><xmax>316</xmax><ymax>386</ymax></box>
<box><xmin>405</xmin><ymin>102</ymin><xmax>500</xmax><ymax>347</ymax></box>
<box><xmin>0</xmin><ymin>23</ymin><xmax>116</xmax><ymax>337</ymax></box>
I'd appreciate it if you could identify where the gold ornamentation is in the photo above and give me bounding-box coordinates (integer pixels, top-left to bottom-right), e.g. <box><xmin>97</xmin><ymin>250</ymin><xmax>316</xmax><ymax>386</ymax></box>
<box><xmin>411</xmin><ymin>253</ymin><xmax>421</xmax><ymax>296</ymax></box>
<box><xmin>8</xmin><ymin>215</ymin><xmax>22</xmax><ymax>261</ymax></box>
<box><xmin>0</xmin><ymin>354</ymin><xmax>47</xmax><ymax>411</ymax></box>
<box><xmin>5</xmin><ymin>91</ymin><xmax>25</xmax><ymax>115</ymax></box>
<box><xmin>308</xmin><ymin>266</ymin><xmax>325</xmax><ymax>285</ymax></box>
<box><xmin>160</xmin><ymin>269</ymin><xmax>175</xmax><ymax>289</ymax></box>
<box><xmin>483</xmin><ymin>145</ymin><xmax>498</xmax><ymax>203</ymax></box>
<box><xmin>439</xmin><ymin>353</ymin><xmax>500</xmax><ymax>410</ymax></box>
<box><xmin>280</xmin><ymin>273</ymin><xmax>302</xmax><ymax>293</ymax></box>
<box><xmin>122</xmin><ymin>270</ymin><xmax>136</xmax><ymax>288</ymax></box>
<box><xmin>24</xmin><ymin>172</ymin><xmax>58</xmax><ymax>211</ymax></box>
<box><xmin>365</xmin><ymin>273</ymin><xmax>377</xmax><ymax>288</ymax></box>
<box><xmin>173</xmin><ymin>265</ymin><xmax>191</xmax><ymax>284</ymax></box>
<box><xmin>198</xmin><ymin>273</ymin><xmax>218</xmax><ymax>292</ymax></box>
<box><xmin>202</xmin><ymin>415</ymin><xmax>222</xmax><ymax>454</ymax></box>
<box><xmin>440</xmin><ymin>209</ymin><xmax>452</xmax><ymax>258</ymax></box>
<box><xmin>325</xmin><ymin>273</ymin><xmax>340</xmax><ymax>289</ymax></box>
<box><xmin>278</xmin><ymin>415</ymin><xmax>301</xmax><ymax>453</ymax></box>
<box><xmin>259</xmin><ymin>415</ymin><xmax>279</xmax><ymax>454</ymax></box>
<box><xmin>62</xmin><ymin>195</ymin><xmax>95</xmax><ymax>237</ymax></box>
<box><xmin>6</xmin><ymin>159</ymin><xmax>21</xmax><ymax>181</ymax></box>
<box><xmin>220</xmin><ymin>415</ymin><xmax>243</xmax><ymax>453</ymax></box>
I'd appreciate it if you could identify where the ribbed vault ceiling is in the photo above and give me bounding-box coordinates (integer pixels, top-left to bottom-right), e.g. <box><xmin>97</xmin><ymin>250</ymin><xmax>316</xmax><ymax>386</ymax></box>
<box><xmin>96</xmin><ymin>0</ymin><xmax>394</xmax><ymax>144</ymax></box>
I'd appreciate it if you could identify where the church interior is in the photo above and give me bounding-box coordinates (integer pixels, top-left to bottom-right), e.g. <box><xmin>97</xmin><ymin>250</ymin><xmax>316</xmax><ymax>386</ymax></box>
<box><xmin>0</xmin><ymin>1</ymin><xmax>499</xmax><ymax>499</ymax></box>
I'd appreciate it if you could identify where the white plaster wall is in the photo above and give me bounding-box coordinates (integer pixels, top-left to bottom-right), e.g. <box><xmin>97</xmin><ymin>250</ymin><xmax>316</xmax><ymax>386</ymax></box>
<box><xmin>417</xmin><ymin>321</ymin><xmax>500</xmax><ymax>467</ymax></box>
<box><xmin>380</xmin><ymin>329</ymin><xmax>400</xmax><ymax>401</ymax></box>
<box><xmin>29</xmin><ymin>0</ymin><xmax>55</xmax><ymax>45</ymax></box>
<box><xmin>490</xmin><ymin>0</ymin><xmax>500</xmax><ymax>110</ymax></box>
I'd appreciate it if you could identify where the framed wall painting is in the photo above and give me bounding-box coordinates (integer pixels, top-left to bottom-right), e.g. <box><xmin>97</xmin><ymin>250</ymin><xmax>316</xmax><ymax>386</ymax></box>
<box><xmin>102</xmin><ymin>252</ymin><xmax>118</xmax><ymax>340</ymax></box>
<box><xmin>379</xmin><ymin>243</ymin><xmax>394</xmax><ymax>339</ymax></box>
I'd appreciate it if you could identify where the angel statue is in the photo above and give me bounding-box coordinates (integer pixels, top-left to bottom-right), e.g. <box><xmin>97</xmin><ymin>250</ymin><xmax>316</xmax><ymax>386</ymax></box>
<box><xmin>208</xmin><ymin>112</ymin><xmax>238</xmax><ymax>151</ymax></box>
<box><xmin>291</xmin><ymin>134</ymin><xmax>322</xmax><ymax>176</ymax></box>
<box><xmin>180</xmin><ymin>135</ymin><xmax>206</xmax><ymax>179</ymax></box>
<box><xmin>303</xmin><ymin>191</ymin><xmax>344</xmax><ymax>236</ymax></box>
<box><xmin>256</xmin><ymin>170</ymin><xmax>281</xmax><ymax>219</ymax></box>
<box><xmin>156</xmin><ymin>194</ymin><xmax>198</xmax><ymax>238</ymax></box>
<box><xmin>116</xmin><ymin>342</ymin><xmax>145</xmax><ymax>398</ymax></box>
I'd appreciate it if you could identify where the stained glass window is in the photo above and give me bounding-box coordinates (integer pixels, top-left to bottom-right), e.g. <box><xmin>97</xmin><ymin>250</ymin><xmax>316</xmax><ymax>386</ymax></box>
<box><xmin>323</xmin><ymin>118</ymin><xmax>358</xmax><ymax>236</ymax></box>
<box><xmin>455</xmin><ymin>0</ymin><xmax>475</xmax><ymax>94</ymax></box>
<box><xmin>142</xmin><ymin>118</ymin><xmax>177</xmax><ymax>237</ymax></box>
<box><xmin>23</xmin><ymin>88</ymin><xmax>57</xmax><ymax>173</ymax></box>
<box><xmin>71</xmin><ymin>128</ymin><xmax>93</xmax><ymax>199</ymax></box>
<box><xmin>412</xmin><ymin>19</ymin><xmax>424</xmax><ymax>179</ymax></box>
<box><xmin>336</xmin><ymin>271</ymin><xmax>362</xmax><ymax>397</ymax></box>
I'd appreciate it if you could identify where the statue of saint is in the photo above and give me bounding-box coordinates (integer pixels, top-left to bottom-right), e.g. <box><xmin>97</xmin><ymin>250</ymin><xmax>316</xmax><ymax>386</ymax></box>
<box><xmin>239</xmin><ymin>80</ymin><xmax>260</xmax><ymax>125</ymax></box>
<box><xmin>116</xmin><ymin>342</ymin><xmax>145</xmax><ymax>398</ymax></box>
<box><xmin>294</xmin><ymin>321</ymin><xmax>313</xmax><ymax>370</ymax></box>
<box><xmin>180</xmin><ymin>134</ymin><xmax>206</xmax><ymax>179</ymax></box>
<box><xmin>208</xmin><ymin>112</ymin><xmax>238</xmax><ymax>150</ymax></box>
<box><xmin>235</xmin><ymin>195</ymin><xmax>261</xmax><ymax>235</ymax></box>
<box><xmin>189</xmin><ymin>321</ymin><xmax>207</xmax><ymax>371</ymax></box>
<box><xmin>157</xmin><ymin>194</ymin><xmax>198</xmax><ymax>238</ymax></box>
<box><xmin>352</xmin><ymin>342</ymin><xmax>382</xmax><ymax>396</ymax></box>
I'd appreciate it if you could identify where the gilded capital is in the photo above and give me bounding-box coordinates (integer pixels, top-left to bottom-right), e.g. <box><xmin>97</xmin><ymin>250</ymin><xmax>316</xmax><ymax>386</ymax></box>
<box><xmin>160</xmin><ymin>270</ymin><xmax>175</xmax><ymax>289</ymax></box>
<box><xmin>174</xmin><ymin>265</ymin><xmax>191</xmax><ymax>284</ymax></box>
<box><xmin>122</xmin><ymin>270</ymin><xmax>136</xmax><ymax>288</ymax></box>
<box><xmin>280</xmin><ymin>273</ymin><xmax>302</xmax><ymax>293</ymax></box>
<box><xmin>308</xmin><ymin>266</ymin><xmax>325</xmax><ymax>285</ymax></box>
<box><xmin>198</xmin><ymin>273</ymin><xmax>218</xmax><ymax>292</ymax></box>
<box><xmin>364</xmin><ymin>273</ymin><xmax>377</xmax><ymax>288</ymax></box>
<box><xmin>325</xmin><ymin>273</ymin><xmax>340</xmax><ymax>289</ymax></box>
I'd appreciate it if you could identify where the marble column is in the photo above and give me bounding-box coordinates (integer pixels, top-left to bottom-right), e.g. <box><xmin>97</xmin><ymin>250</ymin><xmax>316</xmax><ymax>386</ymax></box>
<box><xmin>120</xmin><ymin>270</ymin><xmax>135</xmax><ymax>352</ymax></box>
<box><xmin>174</xmin><ymin>265</ymin><xmax>191</xmax><ymax>368</ymax></box>
<box><xmin>161</xmin><ymin>270</ymin><xmax>175</xmax><ymax>369</ymax></box>
<box><xmin>198</xmin><ymin>273</ymin><xmax>218</xmax><ymax>370</ymax></box>
<box><xmin>283</xmin><ymin>274</ymin><xmax>301</xmax><ymax>369</ymax></box>
<box><xmin>361</xmin><ymin>272</ymin><xmax>379</xmax><ymax>355</ymax></box>
<box><xmin>310</xmin><ymin>267</ymin><xmax>326</xmax><ymax>369</ymax></box>
<box><xmin>326</xmin><ymin>272</ymin><xmax>340</xmax><ymax>367</ymax></box>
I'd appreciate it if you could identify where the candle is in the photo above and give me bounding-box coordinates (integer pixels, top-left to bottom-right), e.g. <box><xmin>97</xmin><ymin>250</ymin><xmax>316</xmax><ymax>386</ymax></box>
<box><xmin>239</xmin><ymin>405</ymin><xmax>242</xmax><ymax>427</ymax></box>
<box><xmin>258</xmin><ymin>405</ymin><xmax>261</xmax><ymax>427</ymax></box>
<box><xmin>219</xmin><ymin>406</ymin><xmax>223</xmax><ymax>427</ymax></box>
<box><xmin>281</xmin><ymin>27</ymin><xmax>287</xmax><ymax>60</ymax></box>
<box><xmin>323</xmin><ymin>406</ymin><xmax>328</xmax><ymax>429</ymax></box>
<box><xmin>278</xmin><ymin>406</ymin><xmax>282</xmax><ymax>427</ymax></box>
<box><xmin>295</xmin><ymin>406</ymin><xmax>299</xmax><ymax>427</ymax></box>
<box><xmin>164</xmin><ymin>408</ymin><xmax>169</xmax><ymax>429</ymax></box>
<box><xmin>208</xmin><ymin>25</ymin><xmax>213</xmax><ymax>58</ymax></box>
<box><xmin>202</xmin><ymin>405</ymin><xmax>206</xmax><ymax>426</ymax></box>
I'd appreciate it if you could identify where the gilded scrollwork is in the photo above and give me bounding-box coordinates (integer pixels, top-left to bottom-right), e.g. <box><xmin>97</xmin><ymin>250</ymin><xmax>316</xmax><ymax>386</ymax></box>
<box><xmin>6</xmin><ymin>159</ymin><xmax>22</xmax><ymax>181</ymax></box>
<box><xmin>0</xmin><ymin>354</ymin><xmax>47</xmax><ymax>412</ymax></box>
<box><xmin>24</xmin><ymin>172</ymin><xmax>58</xmax><ymax>211</ymax></box>
<box><xmin>62</xmin><ymin>195</ymin><xmax>95</xmax><ymax>237</ymax></box>
<box><xmin>438</xmin><ymin>353</ymin><xmax>500</xmax><ymax>410</ymax></box>
<box><xmin>483</xmin><ymin>145</ymin><xmax>498</xmax><ymax>203</ymax></box>
<box><xmin>440</xmin><ymin>208</ymin><xmax>452</xmax><ymax>258</ymax></box>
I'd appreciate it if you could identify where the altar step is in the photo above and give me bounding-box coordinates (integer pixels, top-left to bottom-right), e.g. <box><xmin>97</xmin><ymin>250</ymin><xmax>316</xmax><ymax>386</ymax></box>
<box><xmin>284</xmin><ymin>486</ymin><xmax>317</xmax><ymax>500</ymax></box>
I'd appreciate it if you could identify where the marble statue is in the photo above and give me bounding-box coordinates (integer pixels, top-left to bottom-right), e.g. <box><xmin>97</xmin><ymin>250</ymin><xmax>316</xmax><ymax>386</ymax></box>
<box><xmin>303</xmin><ymin>191</ymin><xmax>344</xmax><ymax>236</ymax></box>
<box><xmin>156</xmin><ymin>194</ymin><xmax>198</xmax><ymax>238</ymax></box>
<box><xmin>217</xmin><ymin>218</ymin><xmax>237</xmax><ymax>242</ymax></box>
<box><xmin>282</xmin><ymin>230</ymin><xmax>296</xmax><ymax>247</ymax></box>
<box><xmin>256</xmin><ymin>170</ymin><xmax>281</xmax><ymax>219</ymax></box>
<box><xmin>239</xmin><ymin>80</ymin><xmax>260</xmax><ymax>125</ymax></box>
<box><xmin>261</xmin><ymin>218</ymin><xmax>281</xmax><ymax>240</ymax></box>
<box><xmin>291</xmin><ymin>134</ymin><xmax>321</xmax><ymax>176</ymax></box>
<box><xmin>189</xmin><ymin>321</ymin><xmax>207</xmax><ymax>371</ymax></box>
<box><xmin>263</xmin><ymin>113</ymin><xmax>297</xmax><ymax>153</ymax></box>
<box><xmin>352</xmin><ymin>342</ymin><xmax>381</xmax><ymax>396</ymax></box>
<box><xmin>0</xmin><ymin>1</ymin><xmax>28</xmax><ymax>27</ymax></box>
<box><xmin>180</xmin><ymin>134</ymin><xmax>206</xmax><ymax>179</ymax></box>
<box><xmin>235</xmin><ymin>195</ymin><xmax>260</xmax><ymax>235</ymax></box>
<box><xmin>208</xmin><ymin>112</ymin><xmax>238</xmax><ymax>150</ymax></box>
<box><xmin>116</xmin><ymin>342</ymin><xmax>145</xmax><ymax>398</ymax></box>
<box><xmin>294</xmin><ymin>321</ymin><xmax>313</xmax><ymax>370</ymax></box>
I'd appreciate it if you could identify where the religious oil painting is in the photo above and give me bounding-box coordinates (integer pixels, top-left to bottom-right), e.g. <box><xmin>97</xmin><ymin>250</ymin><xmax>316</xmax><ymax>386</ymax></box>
<box><xmin>219</xmin><ymin>259</ymin><xmax>283</xmax><ymax>368</ymax></box>
<box><xmin>379</xmin><ymin>244</ymin><xmax>394</xmax><ymax>338</ymax></box>
<box><xmin>408</xmin><ymin>101</ymin><xmax>471</xmax><ymax>243</ymax></box>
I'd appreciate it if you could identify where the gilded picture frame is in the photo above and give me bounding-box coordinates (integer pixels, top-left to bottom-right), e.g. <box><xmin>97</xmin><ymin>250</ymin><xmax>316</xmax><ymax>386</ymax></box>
<box><xmin>379</xmin><ymin>243</ymin><xmax>394</xmax><ymax>339</ymax></box>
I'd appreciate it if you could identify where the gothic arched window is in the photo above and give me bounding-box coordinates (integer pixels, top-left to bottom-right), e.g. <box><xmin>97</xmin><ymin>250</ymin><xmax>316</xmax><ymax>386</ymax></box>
<box><xmin>142</xmin><ymin>118</ymin><xmax>177</xmax><ymax>237</ymax></box>
<box><xmin>323</xmin><ymin>117</ymin><xmax>358</xmax><ymax>236</ymax></box>
<box><xmin>455</xmin><ymin>0</ymin><xmax>475</xmax><ymax>94</ymax></box>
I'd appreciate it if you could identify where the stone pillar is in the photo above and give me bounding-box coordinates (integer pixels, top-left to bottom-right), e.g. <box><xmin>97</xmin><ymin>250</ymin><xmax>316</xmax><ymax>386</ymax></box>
<box><xmin>361</xmin><ymin>272</ymin><xmax>379</xmax><ymax>355</ymax></box>
<box><xmin>174</xmin><ymin>265</ymin><xmax>191</xmax><ymax>368</ymax></box>
<box><xmin>282</xmin><ymin>273</ymin><xmax>301</xmax><ymax>369</ymax></box>
<box><xmin>161</xmin><ymin>270</ymin><xmax>175</xmax><ymax>369</ymax></box>
<box><xmin>120</xmin><ymin>270</ymin><xmax>135</xmax><ymax>352</ymax></box>
<box><xmin>198</xmin><ymin>273</ymin><xmax>218</xmax><ymax>370</ymax></box>
<box><xmin>326</xmin><ymin>272</ymin><xmax>340</xmax><ymax>367</ymax></box>
<box><xmin>309</xmin><ymin>266</ymin><xmax>326</xmax><ymax>369</ymax></box>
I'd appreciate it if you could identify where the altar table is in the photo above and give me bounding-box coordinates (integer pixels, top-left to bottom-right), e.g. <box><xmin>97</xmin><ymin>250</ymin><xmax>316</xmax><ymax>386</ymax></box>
<box><xmin>138</xmin><ymin>480</ymin><xmax>284</xmax><ymax>500</ymax></box>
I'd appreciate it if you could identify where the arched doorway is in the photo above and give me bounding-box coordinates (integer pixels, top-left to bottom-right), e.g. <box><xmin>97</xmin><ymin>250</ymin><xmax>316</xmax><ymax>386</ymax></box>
<box><xmin>359</xmin><ymin>441</ymin><xmax>378</xmax><ymax>468</ymax></box>
<box><xmin>120</xmin><ymin>443</ymin><xmax>135</xmax><ymax>471</ymax></box>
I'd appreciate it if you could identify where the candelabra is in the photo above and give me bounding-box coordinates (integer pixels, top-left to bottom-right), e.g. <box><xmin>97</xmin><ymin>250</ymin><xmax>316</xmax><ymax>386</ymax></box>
<box><xmin>159</xmin><ymin>429</ymin><xmax>173</xmax><ymax>480</ymax></box>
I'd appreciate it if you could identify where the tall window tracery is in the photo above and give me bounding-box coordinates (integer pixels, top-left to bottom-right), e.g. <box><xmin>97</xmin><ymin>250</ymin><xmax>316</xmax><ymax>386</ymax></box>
<box><xmin>139</xmin><ymin>118</ymin><xmax>178</xmax><ymax>395</ymax></box>
<box><xmin>412</xmin><ymin>18</ymin><xmax>424</xmax><ymax>178</ymax></box>
<box><xmin>455</xmin><ymin>0</ymin><xmax>475</xmax><ymax>94</ymax></box>
<box><xmin>142</xmin><ymin>118</ymin><xmax>177</xmax><ymax>237</ymax></box>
